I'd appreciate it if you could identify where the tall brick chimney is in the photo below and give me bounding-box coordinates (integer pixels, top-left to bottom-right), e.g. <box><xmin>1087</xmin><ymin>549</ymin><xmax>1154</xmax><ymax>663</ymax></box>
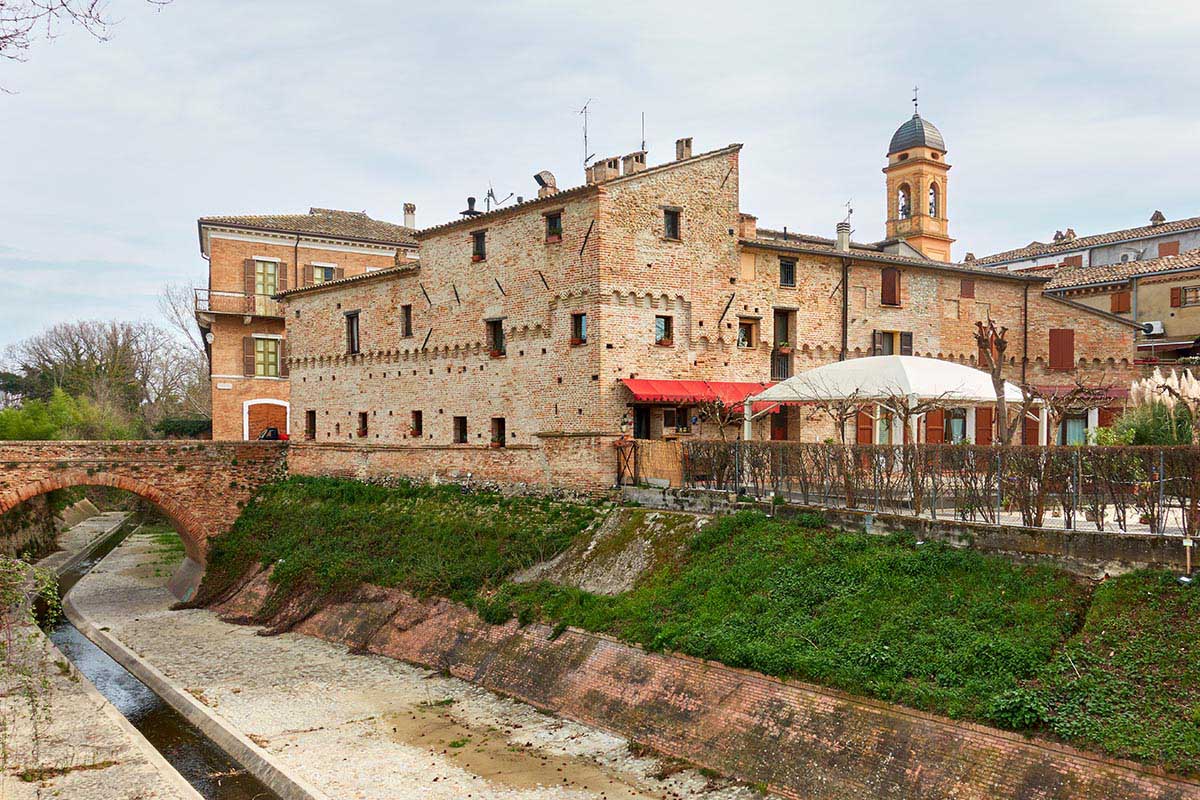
<box><xmin>621</xmin><ymin>151</ymin><xmax>647</xmax><ymax>175</ymax></box>
<box><xmin>738</xmin><ymin>213</ymin><xmax>757</xmax><ymax>239</ymax></box>
<box><xmin>589</xmin><ymin>156</ymin><xmax>620</xmax><ymax>183</ymax></box>
<box><xmin>403</xmin><ymin>203</ymin><xmax>416</xmax><ymax>228</ymax></box>
<box><xmin>675</xmin><ymin>137</ymin><xmax>693</xmax><ymax>161</ymax></box>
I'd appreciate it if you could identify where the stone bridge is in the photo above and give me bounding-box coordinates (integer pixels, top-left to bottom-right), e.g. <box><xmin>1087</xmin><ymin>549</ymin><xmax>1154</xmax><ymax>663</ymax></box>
<box><xmin>0</xmin><ymin>441</ymin><xmax>288</xmax><ymax>566</ymax></box>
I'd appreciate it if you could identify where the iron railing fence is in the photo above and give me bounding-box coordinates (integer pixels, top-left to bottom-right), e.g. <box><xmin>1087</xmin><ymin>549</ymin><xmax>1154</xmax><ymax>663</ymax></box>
<box><xmin>622</xmin><ymin>440</ymin><xmax>1200</xmax><ymax>537</ymax></box>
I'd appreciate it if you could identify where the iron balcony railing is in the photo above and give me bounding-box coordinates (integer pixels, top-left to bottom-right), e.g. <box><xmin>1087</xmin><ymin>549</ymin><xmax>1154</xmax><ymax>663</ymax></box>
<box><xmin>194</xmin><ymin>288</ymin><xmax>281</xmax><ymax>318</ymax></box>
<box><xmin>771</xmin><ymin>351</ymin><xmax>793</xmax><ymax>381</ymax></box>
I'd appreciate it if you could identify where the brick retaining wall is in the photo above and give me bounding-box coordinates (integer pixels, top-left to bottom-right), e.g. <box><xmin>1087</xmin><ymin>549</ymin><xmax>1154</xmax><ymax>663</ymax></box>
<box><xmin>216</xmin><ymin>572</ymin><xmax>1200</xmax><ymax>800</ymax></box>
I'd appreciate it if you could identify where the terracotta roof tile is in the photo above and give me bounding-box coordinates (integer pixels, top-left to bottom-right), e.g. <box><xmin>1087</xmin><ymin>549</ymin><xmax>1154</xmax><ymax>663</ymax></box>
<box><xmin>200</xmin><ymin>207</ymin><xmax>417</xmax><ymax>247</ymax></box>
<box><xmin>1046</xmin><ymin>249</ymin><xmax>1200</xmax><ymax>290</ymax></box>
<box><xmin>973</xmin><ymin>214</ymin><xmax>1200</xmax><ymax>266</ymax></box>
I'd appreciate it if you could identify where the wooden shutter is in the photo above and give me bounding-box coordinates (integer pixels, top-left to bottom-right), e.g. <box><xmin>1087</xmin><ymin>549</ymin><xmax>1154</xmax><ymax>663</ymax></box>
<box><xmin>926</xmin><ymin>408</ymin><xmax>944</xmax><ymax>443</ymax></box>
<box><xmin>975</xmin><ymin>407</ymin><xmax>994</xmax><ymax>445</ymax></box>
<box><xmin>1023</xmin><ymin>413</ymin><xmax>1040</xmax><ymax>445</ymax></box>
<box><xmin>303</xmin><ymin>265</ymin><xmax>314</xmax><ymax>288</ymax></box>
<box><xmin>856</xmin><ymin>410</ymin><xmax>874</xmax><ymax>444</ymax></box>
<box><xmin>1110</xmin><ymin>290</ymin><xmax>1130</xmax><ymax>313</ymax></box>
<box><xmin>279</xmin><ymin>339</ymin><xmax>289</xmax><ymax>377</ymax></box>
<box><xmin>243</xmin><ymin>259</ymin><xmax>256</xmax><ymax>312</ymax></box>
<box><xmin>1098</xmin><ymin>406</ymin><xmax>1116</xmax><ymax>429</ymax></box>
<box><xmin>1049</xmin><ymin>329</ymin><xmax>1075</xmax><ymax>371</ymax></box>
<box><xmin>960</xmin><ymin>278</ymin><xmax>975</xmax><ymax>299</ymax></box>
<box><xmin>1062</xmin><ymin>255</ymin><xmax>1083</xmax><ymax>268</ymax></box>
<box><xmin>872</xmin><ymin>330</ymin><xmax>883</xmax><ymax>356</ymax></box>
<box><xmin>334</xmin><ymin>267</ymin><xmax>345</xmax><ymax>280</ymax></box>
<box><xmin>900</xmin><ymin>331</ymin><xmax>914</xmax><ymax>356</ymax></box>
<box><xmin>1171</xmin><ymin>287</ymin><xmax>1183</xmax><ymax>308</ymax></box>
<box><xmin>881</xmin><ymin>268</ymin><xmax>900</xmax><ymax>306</ymax></box>
<box><xmin>242</xmin><ymin>336</ymin><xmax>255</xmax><ymax>376</ymax></box>
<box><xmin>1158</xmin><ymin>241</ymin><xmax>1180</xmax><ymax>258</ymax></box>
<box><xmin>276</xmin><ymin>262</ymin><xmax>287</xmax><ymax>293</ymax></box>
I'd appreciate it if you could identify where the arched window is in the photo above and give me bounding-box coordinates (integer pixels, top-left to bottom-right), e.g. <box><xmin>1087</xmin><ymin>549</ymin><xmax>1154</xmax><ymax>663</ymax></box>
<box><xmin>897</xmin><ymin>185</ymin><xmax>912</xmax><ymax>219</ymax></box>
<box><xmin>928</xmin><ymin>183</ymin><xmax>940</xmax><ymax>218</ymax></box>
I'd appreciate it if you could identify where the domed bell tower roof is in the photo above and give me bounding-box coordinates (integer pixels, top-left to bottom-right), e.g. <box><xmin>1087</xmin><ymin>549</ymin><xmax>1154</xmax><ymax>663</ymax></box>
<box><xmin>888</xmin><ymin>113</ymin><xmax>946</xmax><ymax>154</ymax></box>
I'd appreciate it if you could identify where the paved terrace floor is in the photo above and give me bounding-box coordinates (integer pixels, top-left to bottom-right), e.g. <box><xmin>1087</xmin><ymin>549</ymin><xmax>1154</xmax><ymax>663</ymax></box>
<box><xmin>72</xmin><ymin>531</ymin><xmax>766</xmax><ymax>800</ymax></box>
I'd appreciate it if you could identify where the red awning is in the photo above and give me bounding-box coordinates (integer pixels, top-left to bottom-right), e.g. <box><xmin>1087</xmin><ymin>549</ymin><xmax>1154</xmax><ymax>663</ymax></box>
<box><xmin>621</xmin><ymin>378</ymin><xmax>775</xmax><ymax>411</ymax></box>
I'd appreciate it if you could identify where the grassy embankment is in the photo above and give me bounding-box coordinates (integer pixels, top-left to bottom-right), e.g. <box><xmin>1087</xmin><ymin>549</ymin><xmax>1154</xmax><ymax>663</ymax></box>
<box><xmin>202</xmin><ymin>477</ymin><xmax>1200</xmax><ymax>775</ymax></box>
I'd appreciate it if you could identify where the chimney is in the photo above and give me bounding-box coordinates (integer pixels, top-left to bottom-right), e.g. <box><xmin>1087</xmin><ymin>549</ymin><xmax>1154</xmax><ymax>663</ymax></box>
<box><xmin>403</xmin><ymin>203</ymin><xmax>416</xmax><ymax>228</ymax></box>
<box><xmin>675</xmin><ymin>137</ymin><xmax>693</xmax><ymax>161</ymax></box>
<box><xmin>836</xmin><ymin>221</ymin><xmax>851</xmax><ymax>252</ymax></box>
<box><xmin>1064</xmin><ymin>227</ymin><xmax>1076</xmax><ymax>241</ymax></box>
<box><xmin>589</xmin><ymin>156</ymin><xmax>620</xmax><ymax>182</ymax></box>
<box><xmin>534</xmin><ymin>170</ymin><xmax>558</xmax><ymax>198</ymax></box>
<box><xmin>621</xmin><ymin>151</ymin><xmax>647</xmax><ymax>175</ymax></box>
<box><xmin>1151</xmin><ymin>209</ymin><xmax>1166</xmax><ymax>226</ymax></box>
<box><xmin>738</xmin><ymin>213</ymin><xmax>757</xmax><ymax>239</ymax></box>
<box><xmin>460</xmin><ymin>197</ymin><xmax>481</xmax><ymax>217</ymax></box>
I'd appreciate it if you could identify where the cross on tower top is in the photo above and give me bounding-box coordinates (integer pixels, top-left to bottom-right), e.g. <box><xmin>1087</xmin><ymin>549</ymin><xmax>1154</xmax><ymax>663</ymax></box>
<box><xmin>912</xmin><ymin>85</ymin><xmax>919</xmax><ymax>114</ymax></box>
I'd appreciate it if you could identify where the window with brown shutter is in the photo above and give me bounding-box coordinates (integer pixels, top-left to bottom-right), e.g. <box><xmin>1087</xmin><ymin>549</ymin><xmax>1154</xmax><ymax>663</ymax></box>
<box><xmin>1061</xmin><ymin>255</ymin><xmax>1083</xmax><ymax>268</ymax></box>
<box><xmin>925</xmin><ymin>408</ymin><xmax>945</xmax><ymax>443</ymax></box>
<box><xmin>1110</xmin><ymin>290</ymin><xmax>1131</xmax><ymax>313</ymax></box>
<box><xmin>1158</xmin><ymin>240</ymin><xmax>1180</xmax><ymax>258</ymax></box>
<box><xmin>960</xmin><ymin>278</ymin><xmax>975</xmax><ymax>299</ymax></box>
<box><xmin>279</xmin><ymin>339</ymin><xmax>289</xmax><ymax>377</ymax></box>
<box><xmin>1171</xmin><ymin>287</ymin><xmax>1184</xmax><ymax>307</ymax></box>
<box><xmin>975</xmin><ymin>407</ymin><xmax>994</xmax><ymax>445</ymax></box>
<box><xmin>243</xmin><ymin>260</ymin><xmax>256</xmax><ymax>311</ymax></box>
<box><xmin>1048</xmin><ymin>328</ymin><xmax>1075</xmax><ymax>371</ymax></box>
<box><xmin>881</xmin><ymin>268</ymin><xmax>901</xmax><ymax>306</ymax></box>
<box><xmin>242</xmin><ymin>336</ymin><xmax>255</xmax><ymax>376</ymax></box>
<box><xmin>855</xmin><ymin>410</ymin><xmax>874</xmax><ymax>444</ymax></box>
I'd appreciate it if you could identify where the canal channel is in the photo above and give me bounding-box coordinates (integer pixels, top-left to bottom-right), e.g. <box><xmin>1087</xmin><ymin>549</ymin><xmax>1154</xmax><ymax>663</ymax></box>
<box><xmin>44</xmin><ymin>518</ymin><xmax>280</xmax><ymax>800</ymax></box>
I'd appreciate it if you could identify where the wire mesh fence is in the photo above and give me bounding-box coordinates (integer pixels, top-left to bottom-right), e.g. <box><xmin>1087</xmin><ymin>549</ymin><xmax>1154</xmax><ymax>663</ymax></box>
<box><xmin>622</xmin><ymin>440</ymin><xmax>1200</xmax><ymax>537</ymax></box>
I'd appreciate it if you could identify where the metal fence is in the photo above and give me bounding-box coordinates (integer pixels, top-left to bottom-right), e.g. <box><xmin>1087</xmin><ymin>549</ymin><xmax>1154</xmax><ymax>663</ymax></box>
<box><xmin>623</xmin><ymin>440</ymin><xmax>1200</xmax><ymax>537</ymax></box>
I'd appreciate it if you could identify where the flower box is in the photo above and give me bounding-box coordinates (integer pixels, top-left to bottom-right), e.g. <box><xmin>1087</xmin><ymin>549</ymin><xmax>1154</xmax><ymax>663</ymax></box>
<box><xmin>776</xmin><ymin>345</ymin><xmax>793</xmax><ymax>355</ymax></box>
<box><xmin>472</xmin><ymin>254</ymin><xmax>485</xmax><ymax>263</ymax></box>
<box><xmin>655</xmin><ymin>338</ymin><xmax>674</xmax><ymax>347</ymax></box>
<box><xmin>490</xmin><ymin>349</ymin><xmax>506</xmax><ymax>358</ymax></box>
<box><xmin>489</xmin><ymin>441</ymin><xmax>504</xmax><ymax>448</ymax></box>
<box><xmin>569</xmin><ymin>337</ymin><xmax>586</xmax><ymax>346</ymax></box>
<box><xmin>545</xmin><ymin>234</ymin><xmax>562</xmax><ymax>244</ymax></box>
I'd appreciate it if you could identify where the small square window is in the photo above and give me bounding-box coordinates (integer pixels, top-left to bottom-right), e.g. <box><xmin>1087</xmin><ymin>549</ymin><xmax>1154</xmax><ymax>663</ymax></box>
<box><xmin>401</xmin><ymin>304</ymin><xmax>413</xmax><ymax>338</ymax></box>
<box><xmin>737</xmin><ymin>319</ymin><xmax>757</xmax><ymax>348</ymax></box>
<box><xmin>779</xmin><ymin>259</ymin><xmax>796</xmax><ymax>288</ymax></box>
<box><xmin>663</xmin><ymin>209</ymin><xmax>681</xmax><ymax>240</ymax></box>
<box><xmin>655</xmin><ymin>315</ymin><xmax>673</xmax><ymax>345</ymax></box>
<box><xmin>960</xmin><ymin>278</ymin><xmax>975</xmax><ymax>299</ymax></box>
<box><xmin>546</xmin><ymin>212</ymin><xmax>563</xmax><ymax>242</ymax></box>
<box><xmin>453</xmin><ymin>416</ymin><xmax>468</xmax><ymax>444</ymax></box>
<box><xmin>571</xmin><ymin>312</ymin><xmax>587</xmax><ymax>344</ymax></box>
<box><xmin>472</xmin><ymin>230</ymin><xmax>487</xmax><ymax>260</ymax></box>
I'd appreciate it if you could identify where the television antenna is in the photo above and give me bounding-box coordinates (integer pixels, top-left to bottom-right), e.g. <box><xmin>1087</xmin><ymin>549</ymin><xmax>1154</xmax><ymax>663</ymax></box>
<box><xmin>484</xmin><ymin>181</ymin><xmax>513</xmax><ymax>212</ymax></box>
<box><xmin>579</xmin><ymin>99</ymin><xmax>595</xmax><ymax>167</ymax></box>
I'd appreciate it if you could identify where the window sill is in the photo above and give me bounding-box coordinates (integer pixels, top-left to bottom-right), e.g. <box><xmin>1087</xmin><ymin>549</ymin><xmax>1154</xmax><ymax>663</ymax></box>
<box><xmin>569</xmin><ymin>338</ymin><xmax>587</xmax><ymax>347</ymax></box>
<box><xmin>545</xmin><ymin>235</ymin><xmax>562</xmax><ymax>244</ymax></box>
<box><xmin>655</xmin><ymin>339</ymin><xmax>674</xmax><ymax>347</ymax></box>
<box><xmin>489</xmin><ymin>350</ymin><xmax>507</xmax><ymax>359</ymax></box>
<box><xmin>661</xmin><ymin>237</ymin><xmax>682</xmax><ymax>244</ymax></box>
<box><xmin>780</xmin><ymin>283</ymin><xmax>796</xmax><ymax>289</ymax></box>
<box><xmin>472</xmin><ymin>255</ymin><xmax>486</xmax><ymax>263</ymax></box>
<box><xmin>880</xmin><ymin>303</ymin><xmax>902</xmax><ymax>309</ymax></box>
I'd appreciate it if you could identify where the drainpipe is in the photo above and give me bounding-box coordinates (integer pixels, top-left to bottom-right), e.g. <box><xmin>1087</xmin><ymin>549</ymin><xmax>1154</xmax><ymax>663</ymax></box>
<box><xmin>1021</xmin><ymin>283</ymin><xmax>1029</xmax><ymax>385</ymax></box>
<box><xmin>1131</xmin><ymin>276</ymin><xmax>1140</xmax><ymax>343</ymax></box>
<box><xmin>293</xmin><ymin>234</ymin><xmax>301</xmax><ymax>289</ymax></box>
<box><xmin>840</xmin><ymin>258</ymin><xmax>850</xmax><ymax>361</ymax></box>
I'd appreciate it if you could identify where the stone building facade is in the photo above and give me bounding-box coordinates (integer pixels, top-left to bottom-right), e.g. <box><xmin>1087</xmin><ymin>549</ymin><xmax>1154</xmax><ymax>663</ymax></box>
<box><xmin>279</xmin><ymin>115</ymin><xmax>1138</xmax><ymax>487</ymax></box>
<box><xmin>195</xmin><ymin>208</ymin><xmax>417</xmax><ymax>440</ymax></box>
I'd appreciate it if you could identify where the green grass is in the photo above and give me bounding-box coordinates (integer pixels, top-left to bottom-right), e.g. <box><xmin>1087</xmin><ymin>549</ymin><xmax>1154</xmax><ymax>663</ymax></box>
<box><xmin>202</xmin><ymin>476</ymin><xmax>599</xmax><ymax>605</ymax></box>
<box><xmin>492</xmin><ymin>511</ymin><xmax>1090</xmax><ymax>722</ymax></box>
<box><xmin>204</xmin><ymin>480</ymin><xmax>1200</xmax><ymax>774</ymax></box>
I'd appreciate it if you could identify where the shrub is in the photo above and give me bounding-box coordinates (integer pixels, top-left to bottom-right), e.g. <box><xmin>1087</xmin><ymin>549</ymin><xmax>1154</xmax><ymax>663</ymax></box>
<box><xmin>985</xmin><ymin>687</ymin><xmax>1047</xmax><ymax>729</ymax></box>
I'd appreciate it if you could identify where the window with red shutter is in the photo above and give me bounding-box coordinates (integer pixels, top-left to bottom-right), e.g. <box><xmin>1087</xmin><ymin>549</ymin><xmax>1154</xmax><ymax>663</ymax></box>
<box><xmin>960</xmin><ymin>278</ymin><xmax>975</xmax><ymax>298</ymax></box>
<box><xmin>881</xmin><ymin>268</ymin><xmax>900</xmax><ymax>306</ymax></box>
<box><xmin>1171</xmin><ymin>287</ymin><xmax>1184</xmax><ymax>308</ymax></box>
<box><xmin>1158</xmin><ymin>241</ymin><xmax>1180</xmax><ymax>258</ymax></box>
<box><xmin>975</xmin><ymin>408</ymin><xmax>994</xmax><ymax>445</ymax></box>
<box><xmin>1048</xmin><ymin>329</ymin><xmax>1075</xmax><ymax>371</ymax></box>
<box><xmin>1110</xmin><ymin>290</ymin><xmax>1131</xmax><ymax>313</ymax></box>
<box><xmin>1061</xmin><ymin>255</ymin><xmax>1083</xmax><ymax>268</ymax></box>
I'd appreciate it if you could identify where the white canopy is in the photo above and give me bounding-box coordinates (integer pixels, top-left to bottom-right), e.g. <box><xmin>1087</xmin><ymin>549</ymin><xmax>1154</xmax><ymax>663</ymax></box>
<box><xmin>751</xmin><ymin>355</ymin><xmax>1027</xmax><ymax>406</ymax></box>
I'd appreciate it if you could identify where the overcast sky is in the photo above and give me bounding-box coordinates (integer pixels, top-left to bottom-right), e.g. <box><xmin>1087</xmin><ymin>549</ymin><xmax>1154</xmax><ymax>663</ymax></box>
<box><xmin>3</xmin><ymin>0</ymin><xmax>1199</xmax><ymax>352</ymax></box>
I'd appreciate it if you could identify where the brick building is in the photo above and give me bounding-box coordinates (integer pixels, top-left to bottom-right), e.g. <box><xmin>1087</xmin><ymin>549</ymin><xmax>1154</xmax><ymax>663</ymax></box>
<box><xmin>195</xmin><ymin>207</ymin><xmax>418</xmax><ymax>440</ymax></box>
<box><xmin>279</xmin><ymin>116</ymin><xmax>1139</xmax><ymax>488</ymax></box>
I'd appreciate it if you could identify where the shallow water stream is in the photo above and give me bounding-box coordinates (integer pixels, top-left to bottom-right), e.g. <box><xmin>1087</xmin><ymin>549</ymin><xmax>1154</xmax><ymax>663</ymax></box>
<box><xmin>45</xmin><ymin>520</ymin><xmax>279</xmax><ymax>800</ymax></box>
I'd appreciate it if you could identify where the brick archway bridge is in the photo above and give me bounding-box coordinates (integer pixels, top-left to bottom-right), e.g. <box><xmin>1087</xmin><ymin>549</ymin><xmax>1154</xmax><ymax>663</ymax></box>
<box><xmin>0</xmin><ymin>441</ymin><xmax>287</xmax><ymax>566</ymax></box>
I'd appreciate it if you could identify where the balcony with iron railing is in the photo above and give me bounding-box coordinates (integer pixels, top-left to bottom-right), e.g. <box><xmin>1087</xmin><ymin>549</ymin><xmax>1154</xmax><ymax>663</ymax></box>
<box><xmin>194</xmin><ymin>288</ymin><xmax>281</xmax><ymax>318</ymax></box>
<box><xmin>771</xmin><ymin>349</ymin><xmax>793</xmax><ymax>382</ymax></box>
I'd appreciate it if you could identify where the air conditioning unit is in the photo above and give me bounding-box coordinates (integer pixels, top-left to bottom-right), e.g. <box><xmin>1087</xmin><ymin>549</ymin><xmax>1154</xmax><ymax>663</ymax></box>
<box><xmin>1143</xmin><ymin>320</ymin><xmax>1165</xmax><ymax>336</ymax></box>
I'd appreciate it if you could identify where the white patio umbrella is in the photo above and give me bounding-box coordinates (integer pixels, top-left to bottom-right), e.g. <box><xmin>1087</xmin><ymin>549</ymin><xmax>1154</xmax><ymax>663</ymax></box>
<box><xmin>743</xmin><ymin>355</ymin><xmax>1028</xmax><ymax>440</ymax></box>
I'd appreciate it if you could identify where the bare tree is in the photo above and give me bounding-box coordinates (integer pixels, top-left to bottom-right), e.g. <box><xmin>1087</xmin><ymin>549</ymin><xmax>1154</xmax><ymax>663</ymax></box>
<box><xmin>1032</xmin><ymin>377</ymin><xmax>1114</xmax><ymax>444</ymax></box>
<box><xmin>1</xmin><ymin>0</ymin><xmax>171</xmax><ymax>68</ymax></box>
<box><xmin>695</xmin><ymin>400</ymin><xmax>741</xmax><ymax>441</ymax></box>
<box><xmin>974</xmin><ymin>320</ymin><xmax>1014</xmax><ymax>444</ymax></box>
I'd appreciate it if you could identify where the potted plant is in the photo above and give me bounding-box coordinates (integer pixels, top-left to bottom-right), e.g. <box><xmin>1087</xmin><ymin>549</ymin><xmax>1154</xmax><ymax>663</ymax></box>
<box><xmin>776</xmin><ymin>341</ymin><xmax>793</xmax><ymax>354</ymax></box>
<box><xmin>569</xmin><ymin>336</ymin><xmax>585</xmax><ymax>346</ymax></box>
<box><xmin>546</xmin><ymin>233</ymin><xmax>562</xmax><ymax>244</ymax></box>
<box><xmin>472</xmin><ymin>254</ymin><xmax>485</xmax><ymax>263</ymax></box>
<box><xmin>490</xmin><ymin>348</ymin><xmax>505</xmax><ymax>358</ymax></box>
<box><xmin>656</xmin><ymin>338</ymin><xmax>673</xmax><ymax>347</ymax></box>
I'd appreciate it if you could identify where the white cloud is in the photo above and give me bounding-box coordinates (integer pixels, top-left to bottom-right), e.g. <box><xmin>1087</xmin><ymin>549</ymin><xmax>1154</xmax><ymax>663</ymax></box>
<box><xmin>2</xmin><ymin>0</ymin><xmax>1199</xmax><ymax>349</ymax></box>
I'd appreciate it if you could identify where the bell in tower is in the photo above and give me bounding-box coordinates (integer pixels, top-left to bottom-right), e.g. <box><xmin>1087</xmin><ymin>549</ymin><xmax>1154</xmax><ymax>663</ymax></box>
<box><xmin>883</xmin><ymin>92</ymin><xmax>954</xmax><ymax>262</ymax></box>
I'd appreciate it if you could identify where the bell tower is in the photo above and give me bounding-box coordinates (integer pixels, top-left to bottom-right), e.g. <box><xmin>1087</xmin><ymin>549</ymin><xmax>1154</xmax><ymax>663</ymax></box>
<box><xmin>883</xmin><ymin>97</ymin><xmax>953</xmax><ymax>262</ymax></box>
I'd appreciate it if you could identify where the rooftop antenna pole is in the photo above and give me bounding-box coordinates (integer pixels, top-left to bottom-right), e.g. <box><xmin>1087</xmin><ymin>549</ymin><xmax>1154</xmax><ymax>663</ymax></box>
<box><xmin>912</xmin><ymin>84</ymin><xmax>919</xmax><ymax>115</ymax></box>
<box><xmin>843</xmin><ymin>199</ymin><xmax>854</xmax><ymax>235</ymax></box>
<box><xmin>640</xmin><ymin>111</ymin><xmax>645</xmax><ymax>151</ymax></box>
<box><xmin>579</xmin><ymin>99</ymin><xmax>595</xmax><ymax>167</ymax></box>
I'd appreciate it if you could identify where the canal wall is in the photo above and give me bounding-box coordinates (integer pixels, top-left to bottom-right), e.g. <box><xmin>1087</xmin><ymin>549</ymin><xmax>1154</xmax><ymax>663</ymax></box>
<box><xmin>215</xmin><ymin>570</ymin><xmax>1200</xmax><ymax>800</ymax></box>
<box><xmin>0</xmin><ymin>513</ymin><xmax>204</xmax><ymax>800</ymax></box>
